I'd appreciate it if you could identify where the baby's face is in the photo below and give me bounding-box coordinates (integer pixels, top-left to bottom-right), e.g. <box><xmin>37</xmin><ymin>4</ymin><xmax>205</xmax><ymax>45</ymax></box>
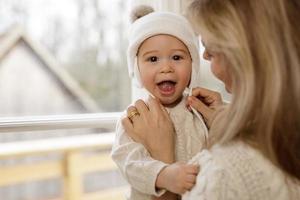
<box><xmin>137</xmin><ymin>34</ymin><xmax>192</xmax><ymax>107</ymax></box>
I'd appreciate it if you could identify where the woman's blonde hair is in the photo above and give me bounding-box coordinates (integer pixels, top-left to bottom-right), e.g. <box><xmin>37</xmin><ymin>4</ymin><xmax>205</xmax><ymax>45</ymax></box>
<box><xmin>188</xmin><ymin>0</ymin><xmax>300</xmax><ymax>180</ymax></box>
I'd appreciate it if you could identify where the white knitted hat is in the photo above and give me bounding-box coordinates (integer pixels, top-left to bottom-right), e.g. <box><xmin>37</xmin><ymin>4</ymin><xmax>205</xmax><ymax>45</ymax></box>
<box><xmin>127</xmin><ymin>6</ymin><xmax>200</xmax><ymax>91</ymax></box>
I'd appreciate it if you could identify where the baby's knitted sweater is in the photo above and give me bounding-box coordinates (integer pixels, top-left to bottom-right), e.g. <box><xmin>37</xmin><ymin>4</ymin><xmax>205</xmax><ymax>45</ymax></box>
<box><xmin>111</xmin><ymin>97</ymin><xmax>207</xmax><ymax>200</ymax></box>
<box><xmin>183</xmin><ymin>140</ymin><xmax>300</xmax><ymax>200</ymax></box>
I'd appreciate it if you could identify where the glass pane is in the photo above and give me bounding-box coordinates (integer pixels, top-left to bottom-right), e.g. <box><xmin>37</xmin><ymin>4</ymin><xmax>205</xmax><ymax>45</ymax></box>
<box><xmin>0</xmin><ymin>0</ymin><xmax>131</xmax><ymax>117</ymax></box>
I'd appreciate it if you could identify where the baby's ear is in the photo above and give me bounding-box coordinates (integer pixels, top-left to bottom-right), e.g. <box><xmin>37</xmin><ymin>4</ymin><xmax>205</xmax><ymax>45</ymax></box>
<box><xmin>130</xmin><ymin>5</ymin><xmax>154</xmax><ymax>23</ymax></box>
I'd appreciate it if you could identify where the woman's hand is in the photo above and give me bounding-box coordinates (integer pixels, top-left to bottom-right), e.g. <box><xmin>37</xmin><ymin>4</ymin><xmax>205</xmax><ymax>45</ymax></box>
<box><xmin>187</xmin><ymin>87</ymin><xmax>223</xmax><ymax>128</ymax></box>
<box><xmin>122</xmin><ymin>97</ymin><xmax>175</xmax><ymax>164</ymax></box>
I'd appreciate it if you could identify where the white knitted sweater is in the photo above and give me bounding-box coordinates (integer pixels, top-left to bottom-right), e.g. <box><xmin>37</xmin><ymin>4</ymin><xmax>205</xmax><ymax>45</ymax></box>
<box><xmin>111</xmin><ymin>97</ymin><xmax>207</xmax><ymax>200</ymax></box>
<box><xmin>183</xmin><ymin>140</ymin><xmax>300</xmax><ymax>200</ymax></box>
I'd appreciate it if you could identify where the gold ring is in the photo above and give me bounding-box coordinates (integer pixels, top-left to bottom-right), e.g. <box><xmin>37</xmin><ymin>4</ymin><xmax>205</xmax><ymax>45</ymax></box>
<box><xmin>127</xmin><ymin>110</ymin><xmax>140</xmax><ymax>121</ymax></box>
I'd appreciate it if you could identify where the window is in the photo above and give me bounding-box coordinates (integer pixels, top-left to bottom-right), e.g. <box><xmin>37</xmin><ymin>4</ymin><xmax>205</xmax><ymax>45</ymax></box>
<box><xmin>0</xmin><ymin>1</ymin><xmax>128</xmax><ymax>199</ymax></box>
<box><xmin>0</xmin><ymin>0</ymin><xmax>130</xmax><ymax>117</ymax></box>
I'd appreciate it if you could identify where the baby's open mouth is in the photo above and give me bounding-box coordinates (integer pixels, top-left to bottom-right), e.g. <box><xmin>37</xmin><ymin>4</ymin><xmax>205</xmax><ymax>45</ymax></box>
<box><xmin>157</xmin><ymin>80</ymin><xmax>176</xmax><ymax>94</ymax></box>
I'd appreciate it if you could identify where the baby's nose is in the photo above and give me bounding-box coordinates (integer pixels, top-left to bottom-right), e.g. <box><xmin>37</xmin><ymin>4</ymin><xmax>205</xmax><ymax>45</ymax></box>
<box><xmin>160</xmin><ymin>61</ymin><xmax>174</xmax><ymax>73</ymax></box>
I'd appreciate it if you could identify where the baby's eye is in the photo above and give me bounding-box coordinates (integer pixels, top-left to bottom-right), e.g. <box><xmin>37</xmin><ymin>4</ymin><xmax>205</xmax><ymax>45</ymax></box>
<box><xmin>147</xmin><ymin>56</ymin><xmax>158</xmax><ymax>62</ymax></box>
<box><xmin>172</xmin><ymin>55</ymin><xmax>183</xmax><ymax>61</ymax></box>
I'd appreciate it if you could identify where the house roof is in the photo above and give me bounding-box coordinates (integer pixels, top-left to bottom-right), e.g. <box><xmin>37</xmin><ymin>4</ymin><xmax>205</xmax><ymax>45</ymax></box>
<box><xmin>0</xmin><ymin>25</ymin><xmax>100</xmax><ymax>112</ymax></box>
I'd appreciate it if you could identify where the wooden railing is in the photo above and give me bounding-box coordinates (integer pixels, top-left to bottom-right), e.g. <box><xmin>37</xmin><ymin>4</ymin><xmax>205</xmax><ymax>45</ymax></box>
<box><xmin>0</xmin><ymin>133</ymin><xmax>128</xmax><ymax>200</ymax></box>
<box><xmin>0</xmin><ymin>113</ymin><xmax>128</xmax><ymax>200</ymax></box>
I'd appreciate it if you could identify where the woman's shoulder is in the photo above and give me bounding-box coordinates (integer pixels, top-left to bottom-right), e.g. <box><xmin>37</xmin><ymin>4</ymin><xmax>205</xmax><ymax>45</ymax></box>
<box><xmin>184</xmin><ymin>140</ymin><xmax>300</xmax><ymax>200</ymax></box>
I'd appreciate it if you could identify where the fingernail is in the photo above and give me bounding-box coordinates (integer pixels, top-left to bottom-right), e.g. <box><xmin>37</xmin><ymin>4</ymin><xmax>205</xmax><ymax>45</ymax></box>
<box><xmin>191</xmin><ymin>96</ymin><xmax>197</xmax><ymax>100</ymax></box>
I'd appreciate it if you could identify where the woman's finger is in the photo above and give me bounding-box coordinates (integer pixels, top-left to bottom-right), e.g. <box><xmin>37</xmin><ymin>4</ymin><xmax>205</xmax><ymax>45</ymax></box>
<box><xmin>122</xmin><ymin>116</ymin><xmax>144</xmax><ymax>143</ymax></box>
<box><xmin>148</xmin><ymin>96</ymin><xmax>166</xmax><ymax>117</ymax></box>
<box><xmin>161</xmin><ymin>105</ymin><xmax>170</xmax><ymax>118</ymax></box>
<box><xmin>134</xmin><ymin>99</ymin><xmax>149</xmax><ymax>118</ymax></box>
<box><xmin>188</xmin><ymin>96</ymin><xmax>212</xmax><ymax>120</ymax></box>
<box><xmin>122</xmin><ymin>116</ymin><xmax>134</xmax><ymax>135</ymax></box>
<box><xmin>126</xmin><ymin>106</ymin><xmax>140</xmax><ymax>123</ymax></box>
<box><xmin>155</xmin><ymin>97</ymin><xmax>170</xmax><ymax>117</ymax></box>
<box><xmin>192</xmin><ymin>87</ymin><xmax>222</xmax><ymax>106</ymax></box>
<box><xmin>191</xmin><ymin>87</ymin><xmax>214</xmax><ymax>98</ymax></box>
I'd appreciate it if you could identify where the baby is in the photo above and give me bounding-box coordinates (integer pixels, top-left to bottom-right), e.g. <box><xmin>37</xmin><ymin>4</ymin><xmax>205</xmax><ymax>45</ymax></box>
<box><xmin>111</xmin><ymin>5</ymin><xmax>208</xmax><ymax>200</ymax></box>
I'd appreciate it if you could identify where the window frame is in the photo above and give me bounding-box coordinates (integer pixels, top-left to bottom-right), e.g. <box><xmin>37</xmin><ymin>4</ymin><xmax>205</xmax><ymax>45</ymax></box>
<box><xmin>0</xmin><ymin>112</ymin><xmax>121</xmax><ymax>133</ymax></box>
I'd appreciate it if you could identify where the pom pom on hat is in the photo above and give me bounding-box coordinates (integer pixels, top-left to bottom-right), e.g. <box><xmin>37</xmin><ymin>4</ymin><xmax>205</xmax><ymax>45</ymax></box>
<box><xmin>130</xmin><ymin>5</ymin><xmax>154</xmax><ymax>23</ymax></box>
